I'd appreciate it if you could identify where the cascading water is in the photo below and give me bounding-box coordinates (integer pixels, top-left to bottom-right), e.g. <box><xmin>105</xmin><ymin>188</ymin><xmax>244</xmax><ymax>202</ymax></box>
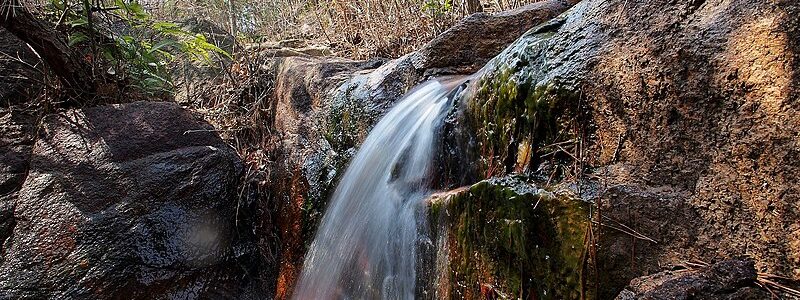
<box><xmin>293</xmin><ymin>77</ymin><xmax>468</xmax><ymax>299</ymax></box>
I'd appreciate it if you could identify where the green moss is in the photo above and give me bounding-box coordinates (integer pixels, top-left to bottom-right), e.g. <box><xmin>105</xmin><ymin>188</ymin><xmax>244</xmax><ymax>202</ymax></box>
<box><xmin>464</xmin><ymin>31</ymin><xmax>580</xmax><ymax>177</ymax></box>
<box><xmin>323</xmin><ymin>82</ymin><xmax>377</xmax><ymax>152</ymax></box>
<box><xmin>430</xmin><ymin>177</ymin><xmax>590</xmax><ymax>299</ymax></box>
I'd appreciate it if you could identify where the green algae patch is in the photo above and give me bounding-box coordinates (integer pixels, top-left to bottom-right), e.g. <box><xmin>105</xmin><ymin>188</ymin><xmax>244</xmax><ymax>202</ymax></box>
<box><xmin>462</xmin><ymin>29</ymin><xmax>581</xmax><ymax>177</ymax></box>
<box><xmin>429</xmin><ymin>177</ymin><xmax>590</xmax><ymax>299</ymax></box>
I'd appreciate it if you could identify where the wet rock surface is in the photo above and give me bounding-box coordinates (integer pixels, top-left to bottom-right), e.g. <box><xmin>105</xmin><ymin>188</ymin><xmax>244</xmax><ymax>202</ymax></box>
<box><xmin>615</xmin><ymin>259</ymin><xmax>767</xmax><ymax>300</ymax></box>
<box><xmin>0</xmin><ymin>102</ymin><xmax>258</xmax><ymax>298</ymax></box>
<box><xmin>425</xmin><ymin>176</ymin><xmax>589</xmax><ymax>299</ymax></box>
<box><xmin>0</xmin><ymin>111</ymin><xmax>35</xmax><ymax>198</ymax></box>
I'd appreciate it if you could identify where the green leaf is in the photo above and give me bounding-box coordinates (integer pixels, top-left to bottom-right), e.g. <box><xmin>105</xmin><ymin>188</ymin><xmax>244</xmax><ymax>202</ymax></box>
<box><xmin>68</xmin><ymin>32</ymin><xmax>89</xmax><ymax>47</ymax></box>
<box><xmin>151</xmin><ymin>21</ymin><xmax>187</xmax><ymax>35</ymax></box>
<box><xmin>50</xmin><ymin>0</ymin><xmax>65</xmax><ymax>11</ymax></box>
<box><xmin>192</xmin><ymin>34</ymin><xmax>233</xmax><ymax>60</ymax></box>
<box><xmin>115</xmin><ymin>0</ymin><xmax>150</xmax><ymax>21</ymax></box>
<box><xmin>204</xmin><ymin>43</ymin><xmax>233</xmax><ymax>60</ymax></box>
<box><xmin>149</xmin><ymin>39</ymin><xmax>180</xmax><ymax>53</ymax></box>
<box><xmin>127</xmin><ymin>2</ymin><xmax>150</xmax><ymax>20</ymax></box>
<box><xmin>121</xmin><ymin>35</ymin><xmax>137</xmax><ymax>44</ymax></box>
<box><xmin>101</xmin><ymin>47</ymin><xmax>115</xmax><ymax>61</ymax></box>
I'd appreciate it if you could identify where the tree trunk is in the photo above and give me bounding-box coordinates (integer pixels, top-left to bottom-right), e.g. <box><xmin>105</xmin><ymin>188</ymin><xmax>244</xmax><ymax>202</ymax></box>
<box><xmin>226</xmin><ymin>0</ymin><xmax>237</xmax><ymax>40</ymax></box>
<box><xmin>1</xmin><ymin>0</ymin><xmax>95</xmax><ymax>99</ymax></box>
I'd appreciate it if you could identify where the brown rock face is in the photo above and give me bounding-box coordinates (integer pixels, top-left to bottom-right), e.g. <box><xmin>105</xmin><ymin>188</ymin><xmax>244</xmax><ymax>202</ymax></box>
<box><xmin>576</xmin><ymin>0</ymin><xmax>800</xmax><ymax>295</ymax></box>
<box><xmin>453</xmin><ymin>0</ymin><xmax>800</xmax><ymax>297</ymax></box>
<box><xmin>0</xmin><ymin>111</ymin><xmax>34</xmax><ymax>198</ymax></box>
<box><xmin>2</xmin><ymin>0</ymin><xmax>791</xmax><ymax>297</ymax></box>
<box><xmin>0</xmin><ymin>102</ymin><xmax>259</xmax><ymax>298</ymax></box>
<box><xmin>0</xmin><ymin>110</ymin><xmax>35</xmax><ymax>259</ymax></box>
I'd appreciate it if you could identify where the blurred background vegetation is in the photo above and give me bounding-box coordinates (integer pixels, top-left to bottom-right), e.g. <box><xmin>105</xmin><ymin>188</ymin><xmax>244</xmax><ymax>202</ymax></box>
<box><xmin>2</xmin><ymin>0</ymin><xmax>545</xmax><ymax>104</ymax></box>
<box><xmin>138</xmin><ymin>0</ymin><xmax>545</xmax><ymax>59</ymax></box>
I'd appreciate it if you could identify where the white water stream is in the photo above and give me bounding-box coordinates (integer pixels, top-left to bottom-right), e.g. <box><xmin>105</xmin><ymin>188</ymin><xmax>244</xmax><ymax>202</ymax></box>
<box><xmin>293</xmin><ymin>77</ymin><xmax>466</xmax><ymax>299</ymax></box>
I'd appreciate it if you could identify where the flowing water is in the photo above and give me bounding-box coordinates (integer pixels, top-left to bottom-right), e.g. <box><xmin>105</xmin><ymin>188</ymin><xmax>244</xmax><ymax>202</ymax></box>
<box><xmin>293</xmin><ymin>77</ymin><xmax>467</xmax><ymax>299</ymax></box>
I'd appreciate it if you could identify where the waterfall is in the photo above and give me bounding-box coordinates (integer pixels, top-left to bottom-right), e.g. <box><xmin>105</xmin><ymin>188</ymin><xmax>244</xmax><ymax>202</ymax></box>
<box><xmin>293</xmin><ymin>76</ymin><xmax>467</xmax><ymax>299</ymax></box>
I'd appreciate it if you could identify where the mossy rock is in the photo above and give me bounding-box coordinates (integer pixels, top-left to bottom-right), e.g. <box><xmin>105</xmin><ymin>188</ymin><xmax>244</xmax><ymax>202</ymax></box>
<box><xmin>428</xmin><ymin>176</ymin><xmax>590</xmax><ymax>299</ymax></box>
<box><xmin>462</xmin><ymin>21</ymin><xmax>582</xmax><ymax>177</ymax></box>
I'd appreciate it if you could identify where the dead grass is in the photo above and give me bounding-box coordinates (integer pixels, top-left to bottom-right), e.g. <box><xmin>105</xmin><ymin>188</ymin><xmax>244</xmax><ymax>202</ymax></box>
<box><xmin>149</xmin><ymin>0</ymin><xmax>548</xmax><ymax>60</ymax></box>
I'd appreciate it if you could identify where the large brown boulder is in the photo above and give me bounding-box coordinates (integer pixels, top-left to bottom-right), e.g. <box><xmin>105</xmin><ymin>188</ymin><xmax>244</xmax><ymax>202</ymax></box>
<box><xmin>454</xmin><ymin>0</ymin><xmax>799</xmax><ymax>297</ymax></box>
<box><xmin>0</xmin><ymin>102</ymin><xmax>258</xmax><ymax>298</ymax></box>
<box><xmin>412</xmin><ymin>0</ymin><xmax>580</xmax><ymax>74</ymax></box>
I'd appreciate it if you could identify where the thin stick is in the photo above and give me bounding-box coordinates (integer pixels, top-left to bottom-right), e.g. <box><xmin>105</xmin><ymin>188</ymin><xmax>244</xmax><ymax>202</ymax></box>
<box><xmin>591</xmin><ymin>220</ymin><xmax>657</xmax><ymax>244</ymax></box>
<box><xmin>755</xmin><ymin>281</ymin><xmax>779</xmax><ymax>300</ymax></box>
<box><xmin>759</xmin><ymin>278</ymin><xmax>800</xmax><ymax>296</ymax></box>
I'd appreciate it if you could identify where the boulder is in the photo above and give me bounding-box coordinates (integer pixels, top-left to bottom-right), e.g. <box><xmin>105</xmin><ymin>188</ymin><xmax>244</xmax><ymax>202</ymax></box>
<box><xmin>0</xmin><ymin>110</ymin><xmax>35</xmax><ymax>261</ymax></box>
<box><xmin>0</xmin><ymin>102</ymin><xmax>258</xmax><ymax>298</ymax></box>
<box><xmin>615</xmin><ymin>259</ymin><xmax>768</xmax><ymax>300</ymax></box>
<box><xmin>452</xmin><ymin>0</ymin><xmax>799</xmax><ymax>297</ymax></box>
<box><xmin>425</xmin><ymin>177</ymin><xmax>590</xmax><ymax>299</ymax></box>
<box><xmin>412</xmin><ymin>0</ymin><xmax>581</xmax><ymax>74</ymax></box>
